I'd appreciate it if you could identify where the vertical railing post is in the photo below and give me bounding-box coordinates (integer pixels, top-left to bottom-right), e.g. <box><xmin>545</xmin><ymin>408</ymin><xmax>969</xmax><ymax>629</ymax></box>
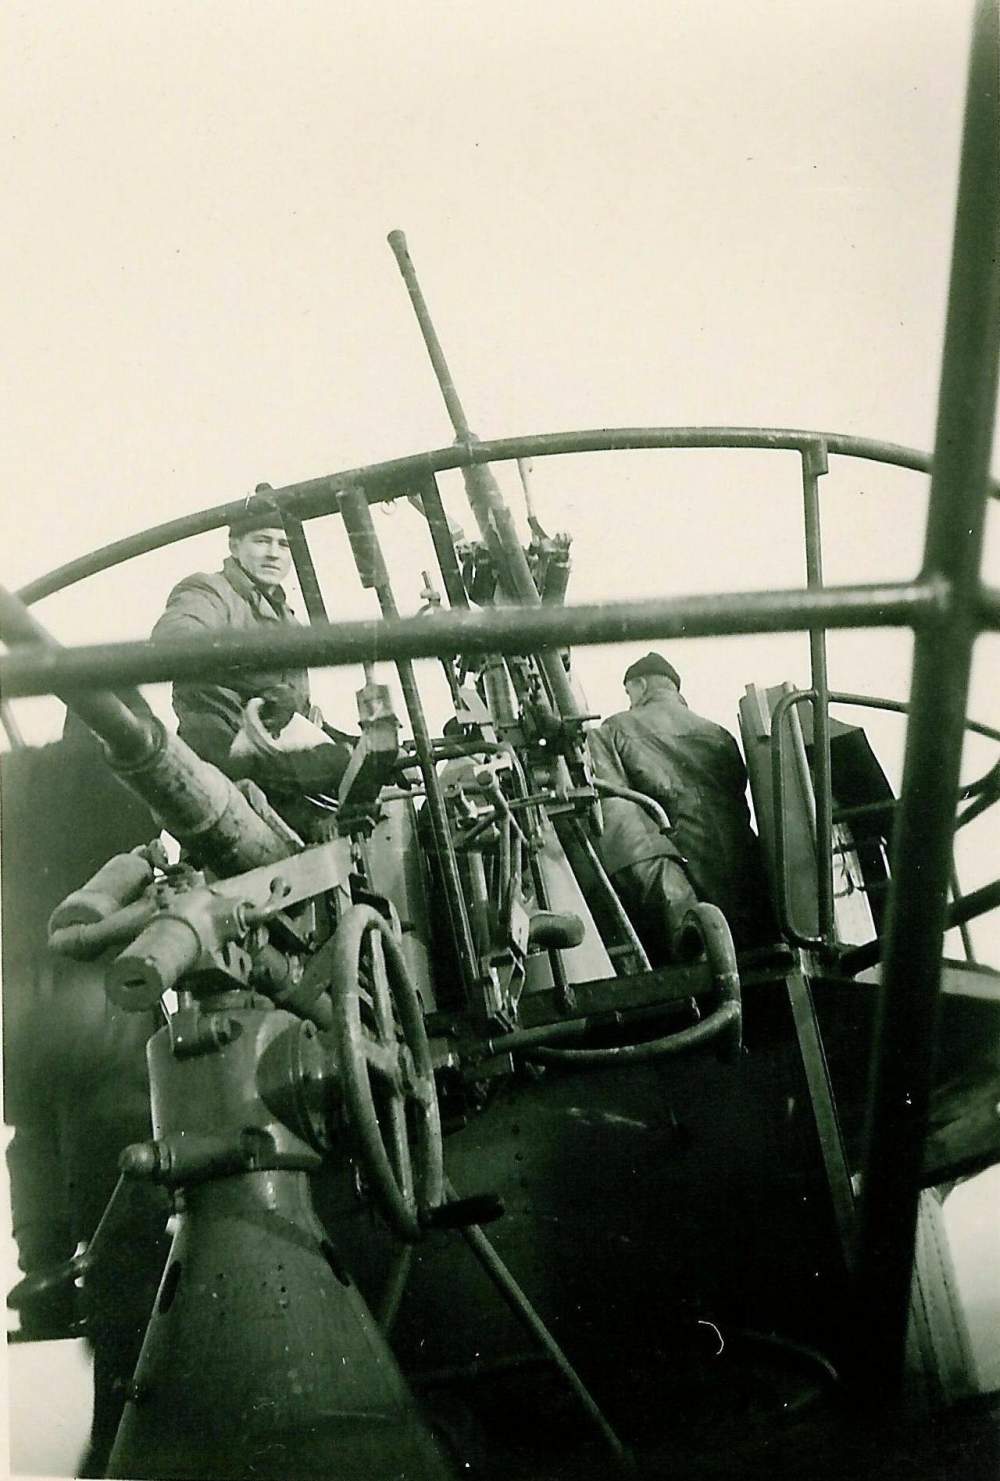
<box><xmin>338</xmin><ymin>487</ymin><xmax>481</xmax><ymax>1000</ymax></box>
<box><xmin>284</xmin><ymin>517</ymin><xmax>330</xmax><ymax>624</ymax></box>
<box><xmin>800</xmin><ymin>439</ymin><xmax>835</xmax><ymax>947</ymax></box>
<box><xmin>853</xmin><ymin>0</ymin><xmax>1000</xmax><ymax>1399</ymax></box>
<box><xmin>949</xmin><ymin>867</ymin><xmax>976</xmax><ymax>963</ymax></box>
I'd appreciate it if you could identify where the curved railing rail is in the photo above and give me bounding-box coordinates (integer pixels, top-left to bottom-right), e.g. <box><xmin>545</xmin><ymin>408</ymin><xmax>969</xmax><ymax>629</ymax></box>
<box><xmin>13</xmin><ymin>427</ymin><xmax>1000</xmax><ymax>608</ymax></box>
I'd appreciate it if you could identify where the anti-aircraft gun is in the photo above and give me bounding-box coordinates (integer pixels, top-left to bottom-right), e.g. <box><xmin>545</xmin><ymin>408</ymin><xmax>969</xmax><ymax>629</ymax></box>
<box><xmin>0</xmin><ymin>240</ymin><xmax>746</xmax><ymax>1481</ymax></box>
<box><xmin>0</xmin><ymin>590</ymin><xmax>462</xmax><ymax>1478</ymax></box>
<box><xmin>0</xmin><ymin>402</ymin><xmax>742</xmax><ymax>1481</ymax></box>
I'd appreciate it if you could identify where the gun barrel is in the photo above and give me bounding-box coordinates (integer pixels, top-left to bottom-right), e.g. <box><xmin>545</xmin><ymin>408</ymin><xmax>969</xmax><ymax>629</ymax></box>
<box><xmin>386</xmin><ymin>234</ymin><xmax>582</xmax><ymax>723</ymax></box>
<box><xmin>0</xmin><ymin>586</ymin><xmax>296</xmax><ymax>875</ymax></box>
<box><xmin>387</xmin><ymin>230</ymin><xmax>472</xmax><ymax>441</ymax></box>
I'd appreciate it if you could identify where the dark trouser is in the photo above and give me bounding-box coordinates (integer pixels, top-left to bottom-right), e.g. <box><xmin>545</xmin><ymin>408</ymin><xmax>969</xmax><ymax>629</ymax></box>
<box><xmin>612</xmin><ymin>856</ymin><xmax>699</xmax><ymax>967</ymax></box>
<box><xmin>616</xmin><ymin>853</ymin><xmax>776</xmax><ymax>964</ymax></box>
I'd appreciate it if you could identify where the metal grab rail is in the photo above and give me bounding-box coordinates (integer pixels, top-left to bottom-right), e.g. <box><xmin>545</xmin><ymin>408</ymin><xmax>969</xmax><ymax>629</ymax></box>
<box><xmin>591</xmin><ymin>778</ymin><xmax>674</xmax><ymax>839</ymax></box>
<box><xmin>525</xmin><ymin>901</ymin><xmax>742</xmax><ymax>1068</ymax></box>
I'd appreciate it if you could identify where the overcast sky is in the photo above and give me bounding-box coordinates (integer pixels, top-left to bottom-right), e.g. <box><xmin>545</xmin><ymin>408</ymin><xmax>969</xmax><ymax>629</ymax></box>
<box><xmin>3</xmin><ymin>5</ymin><xmax>999</xmax><ymax>1464</ymax></box>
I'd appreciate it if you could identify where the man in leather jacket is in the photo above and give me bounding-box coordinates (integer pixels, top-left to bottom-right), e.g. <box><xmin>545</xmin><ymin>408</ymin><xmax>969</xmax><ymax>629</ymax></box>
<box><xmin>151</xmin><ymin>489</ymin><xmax>353</xmax><ymax>812</ymax></box>
<box><xmin>589</xmin><ymin>652</ymin><xmax>773</xmax><ymax>962</ymax></box>
<box><xmin>151</xmin><ymin>490</ymin><xmax>315</xmax><ymax>766</ymax></box>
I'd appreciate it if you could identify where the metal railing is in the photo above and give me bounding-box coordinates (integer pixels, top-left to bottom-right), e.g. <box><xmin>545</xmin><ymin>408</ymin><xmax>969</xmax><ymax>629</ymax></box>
<box><xmin>768</xmin><ymin>686</ymin><xmax>1000</xmax><ymax>954</ymax></box>
<box><xmin>0</xmin><ymin>0</ymin><xmax>997</xmax><ymax>1406</ymax></box>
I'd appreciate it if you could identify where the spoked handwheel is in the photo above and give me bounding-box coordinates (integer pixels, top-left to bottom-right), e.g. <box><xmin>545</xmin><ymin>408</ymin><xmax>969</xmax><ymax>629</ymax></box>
<box><xmin>329</xmin><ymin>904</ymin><xmax>443</xmax><ymax>1241</ymax></box>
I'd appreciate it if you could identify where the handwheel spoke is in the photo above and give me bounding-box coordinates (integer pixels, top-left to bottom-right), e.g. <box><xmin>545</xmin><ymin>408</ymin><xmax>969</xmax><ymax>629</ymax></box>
<box><xmin>367</xmin><ymin>932</ymin><xmax>396</xmax><ymax>1041</ymax></box>
<box><xmin>386</xmin><ymin>1095</ymin><xmax>415</xmax><ymax>1202</ymax></box>
<box><xmin>362</xmin><ymin>1033</ymin><xmax>403</xmax><ymax>1085</ymax></box>
<box><xmin>407</xmin><ymin>1074</ymin><xmax>435</xmax><ymax>1110</ymax></box>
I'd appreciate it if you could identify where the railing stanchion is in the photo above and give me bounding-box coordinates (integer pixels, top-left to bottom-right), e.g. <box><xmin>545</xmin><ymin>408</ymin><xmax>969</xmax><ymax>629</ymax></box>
<box><xmin>801</xmin><ymin>440</ymin><xmax>835</xmax><ymax>948</ymax></box>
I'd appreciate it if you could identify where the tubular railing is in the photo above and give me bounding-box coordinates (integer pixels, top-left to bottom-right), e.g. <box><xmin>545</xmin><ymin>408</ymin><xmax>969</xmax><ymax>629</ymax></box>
<box><xmin>769</xmin><ymin>686</ymin><xmax>1000</xmax><ymax>955</ymax></box>
<box><xmin>11</xmin><ymin>430</ymin><xmax>1000</xmax><ymax>611</ymax></box>
<box><xmin>0</xmin><ymin>0</ymin><xmax>996</xmax><ymax>1408</ymax></box>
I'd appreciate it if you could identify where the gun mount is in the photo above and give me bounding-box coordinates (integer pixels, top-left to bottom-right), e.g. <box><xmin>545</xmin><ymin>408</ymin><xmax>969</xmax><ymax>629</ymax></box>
<box><xmin>1</xmin><ymin>557</ymin><xmax>749</xmax><ymax>1481</ymax></box>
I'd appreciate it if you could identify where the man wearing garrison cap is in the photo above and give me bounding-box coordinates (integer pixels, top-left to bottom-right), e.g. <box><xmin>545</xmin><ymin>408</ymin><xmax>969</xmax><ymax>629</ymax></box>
<box><xmin>151</xmin><ymin>487</ymin><xmax>315</xmax><ymax>767</ymax></box>
<box><xmin>588</xmin><ymin>652</ymin><xmax>773</xmax><ymax>961</ymax></box>
<box><xmin>150</xmin><ymin>488</ymin><xmax>354</xmax><ymax>811</ymax></box>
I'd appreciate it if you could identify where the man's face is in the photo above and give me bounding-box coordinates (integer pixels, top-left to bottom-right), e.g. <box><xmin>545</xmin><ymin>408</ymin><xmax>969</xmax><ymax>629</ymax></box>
<box><xmin>230</xmin><ymin>527</ymin><xmax>292</xmax><ymax>586</ymax></box>
<box><xmin>624</xmin><ymin>677</ymin><xmax>646</xmax><ymax>710</ymax></box>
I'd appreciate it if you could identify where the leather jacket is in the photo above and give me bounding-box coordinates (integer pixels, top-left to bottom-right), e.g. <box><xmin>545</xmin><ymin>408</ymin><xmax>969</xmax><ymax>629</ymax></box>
<box><xmin>588</xmin><ymin>691</ymin><xmax>767</xmax><ymax>938</ymax></box>
<box><xmin>150</xmin><ymin>556</ymin><xmax>311</xmax><ymax>765</ymax></box>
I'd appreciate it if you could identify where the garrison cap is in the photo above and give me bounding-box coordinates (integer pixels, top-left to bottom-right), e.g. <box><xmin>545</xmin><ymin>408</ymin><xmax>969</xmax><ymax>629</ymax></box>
<box><xmin>228</xmin><ymin>484</ymin><xmax>286</xmax><ymax>537</ymax></box>
<box><xmin>623</xmin><ymin>652</ymin><xmax>681</xmax><ymax>689</ymax></box>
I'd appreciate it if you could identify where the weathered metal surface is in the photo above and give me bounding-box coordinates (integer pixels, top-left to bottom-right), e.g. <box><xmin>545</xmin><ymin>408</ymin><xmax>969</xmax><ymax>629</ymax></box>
<box><xmin>339</xmin><ymin>486</ymin><xmax>479</xmax><ymax>996</ymax></box>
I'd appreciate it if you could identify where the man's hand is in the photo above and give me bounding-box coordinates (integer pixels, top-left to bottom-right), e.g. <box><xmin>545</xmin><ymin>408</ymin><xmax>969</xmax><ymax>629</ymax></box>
<box><xmin>258</xmin><ymin>686</ymin><xmax>300</xmax><ymax>737</ymax></box>
<box><xmin>230</xmin><ymin>698</ymin><xmax>352</xmax><ymax>795</ymax></box>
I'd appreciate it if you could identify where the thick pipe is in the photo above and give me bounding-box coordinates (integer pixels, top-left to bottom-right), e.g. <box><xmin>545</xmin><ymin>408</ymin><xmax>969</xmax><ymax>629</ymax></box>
<box><xmin>944</xmin><ymin>877</ymin><xmax>1000</xmax><ymax>932</ymax></box>
<box><xmin>801</xmin><ymin>441</ymin><xmax>836</xmax><ymax>947</ymax></box>
<box><xmin>387</xmin><ymin>232</ymin><xmax>472</xmax><ymax>439</ymax></box>
<box><xmin>949</xmin><ymin>867</ymin><xmax>976</xmax><ymax>963</ymax></box>
<box><xmin>417</xmin><ymin>475</ymin><xmax>470</xmax><ymax>612</ymax></box>
<box><xmin>0</xmin><ymin>582</ymin><xmax>942</xmax><ymax>699</ymax></box>
<box><xmin>462</xmin><ymin>463</ymin><xmax>581</xmax><ymax>721</ymax></box>
<box><xmin>0</xmin><ymin>585</ymin><xmax>157</xmax><ymax>764</ymax></box>
<box><xmin>956</xmin><ymin>780</ymin><xmax>1000</xmax><ymax>831</ymax></box>
<box><xmin>853</xmin><ymin>0</ymin><xmax>1000</xmax><ymax>1399</ymax></box>
<box><xmin>592</xmin><ymin>778</ymin><xmax>673</xmax><ymax>838</ymax></box>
